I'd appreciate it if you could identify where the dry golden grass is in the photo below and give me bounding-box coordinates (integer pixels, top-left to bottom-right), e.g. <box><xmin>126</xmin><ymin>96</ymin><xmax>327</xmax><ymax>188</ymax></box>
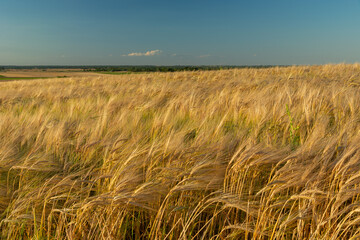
<box><xmin>1</xmin><ymin>64</ymin><xmax>360</xmax><ymax>239</ymax></box>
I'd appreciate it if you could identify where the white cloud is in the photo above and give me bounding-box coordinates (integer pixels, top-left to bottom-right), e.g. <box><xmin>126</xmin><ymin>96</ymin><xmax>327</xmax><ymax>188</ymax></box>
<box><xmin>199</xmin><ymin>54</ymin><xmax>211</xmax><ymax>58</ymax></box>
<box><xmin>123</xmin><ymin>50</ymin><xmax>162</xmax><ymax>57</ymax></box>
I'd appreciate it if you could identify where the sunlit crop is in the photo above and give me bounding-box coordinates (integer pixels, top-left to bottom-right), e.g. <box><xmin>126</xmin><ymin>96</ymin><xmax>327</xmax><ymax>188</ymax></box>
<box><xmin>1</xmin><ymin>64</ymin><xmax>360</xmax><ymax>239</ymax></box>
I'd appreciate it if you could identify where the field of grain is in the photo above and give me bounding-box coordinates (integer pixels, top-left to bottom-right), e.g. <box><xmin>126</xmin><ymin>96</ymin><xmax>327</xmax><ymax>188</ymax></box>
<box><xmin>1</xmin><ymin>65</ymin><xmax>360</xmax><ymax>239</ymax></box>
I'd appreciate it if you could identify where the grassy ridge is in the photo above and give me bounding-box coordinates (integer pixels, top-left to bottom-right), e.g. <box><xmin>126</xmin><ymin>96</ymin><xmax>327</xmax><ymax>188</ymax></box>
<box><xmin>1</xmin><ymin>65</ymin><xmax>360</xmax><ymax>239</ymax></box>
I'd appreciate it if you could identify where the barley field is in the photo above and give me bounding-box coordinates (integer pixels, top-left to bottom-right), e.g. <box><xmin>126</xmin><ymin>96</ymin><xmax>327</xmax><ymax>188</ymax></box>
<box><xmin>1</xmin><ymin>65</ymin><xmax>360</xmax><ymax>239</ymax></box>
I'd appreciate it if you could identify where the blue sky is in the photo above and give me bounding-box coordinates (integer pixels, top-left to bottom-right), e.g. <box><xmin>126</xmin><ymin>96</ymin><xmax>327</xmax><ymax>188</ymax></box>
<box><xmin>1</xmin><ymin>0</ymin><xmax>360</xmax><ymax>65</ymax></box>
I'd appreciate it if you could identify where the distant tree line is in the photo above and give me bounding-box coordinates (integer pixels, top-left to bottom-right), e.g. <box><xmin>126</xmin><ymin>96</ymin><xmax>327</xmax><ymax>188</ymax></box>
<box><xmin>0</xmin><ymin>65</ymin><xmax>287</xmax><ymax>72</ymax></box>
<box><xmin>90</xmin><ymin>65</ymin><xmax>281</xmax><ymax>72</ymax></box>
<box><xmin>92</xmin><ymin>66</ymin><xmax>229</xmax><ymax>72</ymax></box>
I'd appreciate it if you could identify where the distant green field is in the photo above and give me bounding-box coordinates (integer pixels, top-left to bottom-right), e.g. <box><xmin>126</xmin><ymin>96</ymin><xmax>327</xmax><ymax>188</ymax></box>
<box><xmin>0</xmin><ymin>75</ymin><xmax>66</xmax><ymax>81</ymax></box>
<box><xmin>96</xmin><ymin>71</ymin><xmax>141</xmax><ymax>75</ymax></box>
